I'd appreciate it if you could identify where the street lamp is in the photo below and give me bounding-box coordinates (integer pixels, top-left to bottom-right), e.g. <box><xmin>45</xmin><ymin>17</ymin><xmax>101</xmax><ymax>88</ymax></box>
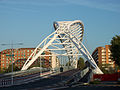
<box><xmin>39</xmin><ymin>56</ymin><xmax>42</xmax><ymax>76</ymax></box>
<box><xmin>1</xmin><ymin>42</ymin><xmax>23</xmax><ymax>85</ymax></box>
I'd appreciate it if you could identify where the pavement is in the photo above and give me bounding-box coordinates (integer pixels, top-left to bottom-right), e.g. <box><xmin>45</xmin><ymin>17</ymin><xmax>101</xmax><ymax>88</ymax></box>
<box><xmin>38</xmin><ymin>81</ymin><xmax>120</xmax><ymax>90</ymax></box>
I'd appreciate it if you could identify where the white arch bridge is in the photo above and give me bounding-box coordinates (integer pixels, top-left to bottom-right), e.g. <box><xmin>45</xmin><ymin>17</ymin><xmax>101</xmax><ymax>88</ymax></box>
<box><xmin>0</xmin><ymin>20</ymin><xmax>103</xmax><ymax>88</ymax></box>
<box><xmin>21</xmin><ymin>20</ymin><xmax>103</xmax><ymax>74</ymax></box>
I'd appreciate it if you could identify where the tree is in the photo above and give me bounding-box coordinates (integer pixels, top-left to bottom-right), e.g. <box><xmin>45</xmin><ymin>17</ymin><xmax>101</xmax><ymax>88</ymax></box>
<box><xmin>6</xmin><ymin>64</ymin><xmax>20</xmax><ymax>73</ymax></box>
<box><xmin>99</xmin><ymin>64</ymin><xmax>115</xmax><ymax>74</ymax></box>
<box><xmin>0</xmin><ymin>67</ymin><xmax>7</xmax><ymax>73</ymax></box>
<box><xmin>110</xmin><ymin>35</ymin><xmax>120</xmax><ymax>66</ymax></box>
<box><xmin>77</xmin><ymin>57</ymin><xmax>85</xmax><ymax>70</ymax></box>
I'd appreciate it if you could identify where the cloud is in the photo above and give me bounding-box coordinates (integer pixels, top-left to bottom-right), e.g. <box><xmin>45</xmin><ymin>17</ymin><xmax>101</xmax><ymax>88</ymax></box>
<box><xmin>64</xmin><ymin>0</ymin><xmax>120</xmax><ymax>13</ymax></box>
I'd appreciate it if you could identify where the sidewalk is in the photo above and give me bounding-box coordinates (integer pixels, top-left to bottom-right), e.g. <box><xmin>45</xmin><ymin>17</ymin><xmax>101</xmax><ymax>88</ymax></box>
<box><xmin>90</xmin><ymin>81</ymin><xmax>120</xmax><ymax>87</ymax></box>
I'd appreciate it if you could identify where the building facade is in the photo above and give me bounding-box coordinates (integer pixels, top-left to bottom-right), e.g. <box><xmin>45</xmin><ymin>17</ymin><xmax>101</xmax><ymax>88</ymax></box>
<box><xmin>92</xmin><ymin>45</ymin><xmax>115</xmax><ymax>69</ymax></box>
<box><xmin>0</xmin><ymin>48</ymin><xmax>51</xmax><ymax>70</ymax></box>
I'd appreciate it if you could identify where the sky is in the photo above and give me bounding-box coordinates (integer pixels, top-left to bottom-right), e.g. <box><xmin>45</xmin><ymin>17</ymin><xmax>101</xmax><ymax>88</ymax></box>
<box><xmin>0</xmin><ymin>0</ymin><xmax>120</xmax><ymax>53</ymax></box>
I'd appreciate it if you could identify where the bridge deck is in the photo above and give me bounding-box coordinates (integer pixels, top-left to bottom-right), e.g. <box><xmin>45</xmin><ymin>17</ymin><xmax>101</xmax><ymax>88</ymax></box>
<box><xmin>0</xmin><ymin>69</ymin><xmax>79</xmax><ymax>90</ymax></box>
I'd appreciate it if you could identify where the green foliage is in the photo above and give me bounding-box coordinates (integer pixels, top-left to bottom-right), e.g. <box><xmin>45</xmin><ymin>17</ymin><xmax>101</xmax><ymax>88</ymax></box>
<box><xmin>29</xmin><ymin>59</ymin><xmax>47</xmax><ymax>69</ymax></box>
<box><xmin>77</xmin><ymin>57</ymin><xmax>85</xmax><ymax>70</ymax></box>
<box><xmin>0</xmin><ymin>67</ymin><xmax>7</xmax><ymax>73</ymax></box>
<box><xmin>99</xmin><ymin>64</ymin><xmax>115</xmax><ymax>74</ymax></box>
<box><xmin>115</xmin><ymin>64</ymin><xmax>120</xmax><ymax>72</ymax></box>
<box><xmin>6</xmin><ymin>64</ymin><xmax>20</xmax><ymax>73</ymax></box>
<box><xmin>110</xmin><ymin>35</ymin><xmax>120</xmax><ymax>66</ymax></box>
<box><xmin>30</xmin><ymin>63</ymin><xmax>40</xmax><ymax>68</ymax></box>
<box><xmin>0</xmin><ymin>64</ymin><xmax>21</xmax><ymax>74</ymax></box>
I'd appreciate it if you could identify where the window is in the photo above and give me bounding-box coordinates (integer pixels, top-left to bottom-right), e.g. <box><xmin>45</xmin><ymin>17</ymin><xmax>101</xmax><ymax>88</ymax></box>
<box><xmin>102</xmin><ymin>53</ymin><xmax>105</xmax><ymax>55</ymax></box>
<box><xmin>6</xmin><ymin>58</ymin><xmax>9</xmax><ymax>60</ymax></box>
<box><xmin>102</xmin><ymin>62</ymin><xmax>105</xmax><ymax>64</ymax></box>
<box><xmin>108</xmin><ymin>49</ymin><xmax>111</xmax><ymax>53</ymax></box>
<box><xmin>109</xmin><ymin>62</ymin><xmax>113</xmax><ymax>64</ymax></box>
<box><xmin>108</xmin><ymin>53</ymin><xmax>111</xmax><ymax>55</ymax></box>
<box><xmin>102</xmin><ymin>49</ymin><xmax>105</xmax><ymax>53</ymax></box>
<box><xmin>102</xmin><ymin>59</ymin><xmax>106</xmax><ymax>61</ymax></box>
<box><xmin>6</xmin><ymin>64</ymin><xmax>9</xmax><ymax>66</ymax></box>
<box><xmin>108</xmin><ymin>55</ymin><xmax>111</xmax><ymax>58</ymax></box>
<box><xmin>102</xmin><ymin>56</ymin><xmax>106</xmax><ymax>58</ymax></box>
<box><xmin>109</xmin><ymin>59</ymin><xmax>112</xmax><ymax>61</ymax></box>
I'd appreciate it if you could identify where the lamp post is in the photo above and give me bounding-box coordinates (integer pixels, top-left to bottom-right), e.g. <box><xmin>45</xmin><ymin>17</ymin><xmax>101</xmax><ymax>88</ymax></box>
<box><xmin>39</xmin><ymin>56</ymin><xmax>42</xmax><ymax>76</ymax></box>
<box><xmin>1</xmin><ymin>42</ymin><xmax>23</xmax><ymax>85</ymax></box>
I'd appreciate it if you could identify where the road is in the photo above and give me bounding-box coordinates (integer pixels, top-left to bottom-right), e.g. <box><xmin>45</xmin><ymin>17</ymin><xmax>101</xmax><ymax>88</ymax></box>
<box><xmin>1</xmin><ymin>69</ymin><xmax>120</xmax><ymax>90</ymax></box>
<box><xmin>0</xmin><ymin>69</ymin><xmax>79</xmax><ymax>90</ymax></box>
<box><xmin>60</xmin><ymin>85</ymin><xmax>120</xmax><ymax>90</ymax></box>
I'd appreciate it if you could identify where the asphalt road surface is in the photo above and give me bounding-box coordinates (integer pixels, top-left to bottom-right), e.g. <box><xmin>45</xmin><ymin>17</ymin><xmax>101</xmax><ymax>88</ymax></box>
<box><xmin>0</xmin><ymin>69</ymin><xmax>79</xmax><ymax>90</ymax></box>
<box><xmin>62</xmin><ymin>85</ymin><xmax>120</xmax><ymax>90</ymax></box>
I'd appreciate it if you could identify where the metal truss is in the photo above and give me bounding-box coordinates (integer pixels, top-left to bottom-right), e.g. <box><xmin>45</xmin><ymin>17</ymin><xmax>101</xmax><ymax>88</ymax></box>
<box><xmin>21</xmin><ymin>20</ymin><xmax>103</xmax><ymax>74</ymax></box>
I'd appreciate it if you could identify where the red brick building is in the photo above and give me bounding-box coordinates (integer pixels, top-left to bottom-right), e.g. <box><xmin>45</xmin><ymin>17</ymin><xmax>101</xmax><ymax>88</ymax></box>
<box><xmin>0</xmin><ymin>48</ymin><xmax>50</xmax><ymax>70</ymax></box>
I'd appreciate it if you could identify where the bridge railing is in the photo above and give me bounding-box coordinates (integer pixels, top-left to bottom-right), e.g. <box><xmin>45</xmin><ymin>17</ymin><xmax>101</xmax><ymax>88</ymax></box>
<box><xmin>0</xmin><ymin>66</ymin><xmax>74</xmax><ymax>87</ymax></box>
<box><xmin>0</xmin><ymin>68</ymin><xmax>52</xmax><ymax>87</ymax></box>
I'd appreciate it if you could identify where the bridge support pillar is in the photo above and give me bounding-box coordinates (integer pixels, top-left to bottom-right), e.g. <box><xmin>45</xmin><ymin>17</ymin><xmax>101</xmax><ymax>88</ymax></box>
<box><xmin>51</xmin><ymin>54</ymin><xmax>57</xmax><ymax>71</ymax></box>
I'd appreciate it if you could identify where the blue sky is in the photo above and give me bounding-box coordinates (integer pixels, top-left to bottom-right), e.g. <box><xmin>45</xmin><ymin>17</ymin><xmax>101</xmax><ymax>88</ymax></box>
<box><xmin>0</xmin><ymin>0</ymin><xmax>120</xmax><ymax>53</ymax></box>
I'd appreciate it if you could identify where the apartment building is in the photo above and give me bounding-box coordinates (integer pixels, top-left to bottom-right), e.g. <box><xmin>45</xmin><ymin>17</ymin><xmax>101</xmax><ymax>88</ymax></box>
<box><xmin>92</xmin><ymin>45</ymin><xmax>115</xmax><ymax>69</ymax></box>
<box><xmin>0</xmin><ymin>48</ymin><xmax>51</xmax><ymax>69</ymax></box>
